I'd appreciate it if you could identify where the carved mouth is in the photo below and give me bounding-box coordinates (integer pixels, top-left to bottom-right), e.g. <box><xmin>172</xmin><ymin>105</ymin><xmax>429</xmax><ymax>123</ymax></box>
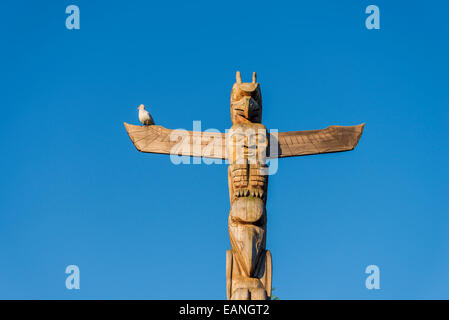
<box><xmin>230</xmin><ymin>215</ymin><xmax>265</xmax><ymax>227</ymax></box>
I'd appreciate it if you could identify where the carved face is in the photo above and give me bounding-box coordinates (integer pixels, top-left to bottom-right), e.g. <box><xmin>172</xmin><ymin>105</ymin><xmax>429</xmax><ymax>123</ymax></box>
<box><xmin>230</xmin><ymin>72</ymin><xmax>262</xmax><ymax>124</ymax></box>
<box><xmin>227</xmin><ymin>123</ymin><xmax>268</xmax><ymax>165</ymax></box>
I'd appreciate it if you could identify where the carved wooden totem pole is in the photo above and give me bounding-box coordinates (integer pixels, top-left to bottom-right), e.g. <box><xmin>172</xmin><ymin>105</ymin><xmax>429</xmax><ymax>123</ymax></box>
<box><xmin>124</xmin><ymin>72</ymin><xmax>364</xmax><ymax>300</ymax></box>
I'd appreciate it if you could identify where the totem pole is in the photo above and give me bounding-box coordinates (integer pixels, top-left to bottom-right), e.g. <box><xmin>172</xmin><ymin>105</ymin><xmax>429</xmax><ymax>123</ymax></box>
<box><xmin>124</xmin><ymin>72</ymin><xmax>364</xmax><ymax>300</ymax></box>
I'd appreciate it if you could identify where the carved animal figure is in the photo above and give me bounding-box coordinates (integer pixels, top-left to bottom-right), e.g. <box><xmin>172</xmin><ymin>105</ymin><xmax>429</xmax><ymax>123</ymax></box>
<box><xmin>124</xmin><ymin>72</ymin><xmax>365</xmax><ymax>300</ymax></box>
<box><xmin>224</xmin><ymin>72</ymin><xmax>271</xmax><ymax>299</ymax></box>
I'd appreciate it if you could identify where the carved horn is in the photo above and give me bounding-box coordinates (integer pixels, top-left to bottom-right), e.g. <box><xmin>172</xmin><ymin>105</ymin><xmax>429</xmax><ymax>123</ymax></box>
<box><xmin>252</xmin><ymin>72</ymin><xmax>257</xmax><ymax>83</ymax></box>
<box><xmin>236</xmin><ymin>71</ymin><xmax>242</xmax><ymax>84</ymax></box>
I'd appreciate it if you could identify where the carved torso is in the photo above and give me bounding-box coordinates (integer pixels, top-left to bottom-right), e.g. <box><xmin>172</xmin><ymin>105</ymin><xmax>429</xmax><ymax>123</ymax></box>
<box><xmin>226</xmin><ymin>122</ymin><xmax>268</xmax><ymax>203</ymax></box>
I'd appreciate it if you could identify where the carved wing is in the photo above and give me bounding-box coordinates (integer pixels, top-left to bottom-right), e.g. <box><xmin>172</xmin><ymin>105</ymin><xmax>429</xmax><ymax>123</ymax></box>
<box><xmin>124</xmin><ymin>123</ymin><xmax>227</xmax><ymax>159</ymax></box>
<box><xmin>269</xmin><ymin>124</ymin><xmax>364</xmax><ymax>158</ymax></box>
<box><xmin>125</xmin><ymin>122</ymin><xmax>364</xmax><ymax>160</ymax></box>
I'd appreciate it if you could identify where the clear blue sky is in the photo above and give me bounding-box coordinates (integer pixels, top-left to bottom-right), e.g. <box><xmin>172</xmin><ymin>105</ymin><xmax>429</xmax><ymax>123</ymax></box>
<box><xmin>0</xmin><ymin>0</ymin><xmax>448</xmax><ymax>299</ymax></box>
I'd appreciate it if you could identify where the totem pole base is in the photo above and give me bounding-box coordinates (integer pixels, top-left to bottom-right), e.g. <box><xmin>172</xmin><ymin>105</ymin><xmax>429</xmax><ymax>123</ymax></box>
<box><xmin>226</xmin><ymin>249</ymin><xmax>272</xmax><ymax>300</ymax></box>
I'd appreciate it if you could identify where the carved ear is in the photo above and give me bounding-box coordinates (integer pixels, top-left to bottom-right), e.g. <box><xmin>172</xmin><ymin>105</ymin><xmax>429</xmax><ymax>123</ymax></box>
<box><xmin>252</xmin><ymin>72</ymin><xmax>257</xmax><ymax>84</ymax></box>
<box><xmin>236</xmin><ymin>71</ymin><xmax>242</xmax><ymax>84</ymax></box>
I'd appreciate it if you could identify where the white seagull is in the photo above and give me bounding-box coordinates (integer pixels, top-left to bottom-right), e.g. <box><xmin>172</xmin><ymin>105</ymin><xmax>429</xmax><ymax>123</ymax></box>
<box><xmin>137</xmin><ymin>104</ymin><xmax>154</xmax><ymax>126</ymax></box>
